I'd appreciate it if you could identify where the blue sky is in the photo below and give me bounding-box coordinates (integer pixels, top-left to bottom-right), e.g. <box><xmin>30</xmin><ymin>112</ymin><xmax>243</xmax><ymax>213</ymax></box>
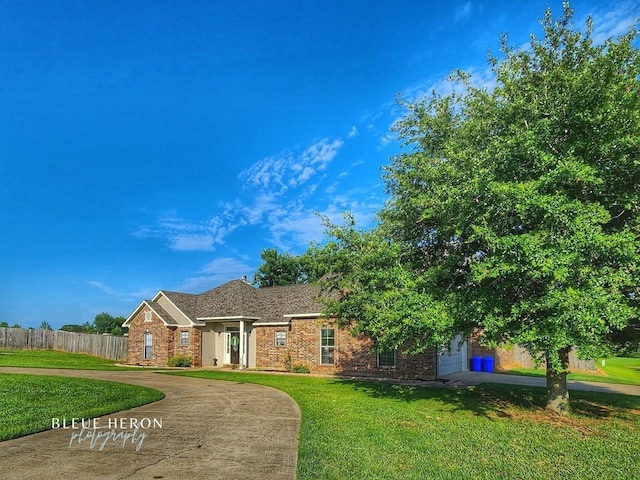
<box><xmin>1</xmin><ymin>1</ymin><xmax>638</xmax><ymax>329</ymax></box>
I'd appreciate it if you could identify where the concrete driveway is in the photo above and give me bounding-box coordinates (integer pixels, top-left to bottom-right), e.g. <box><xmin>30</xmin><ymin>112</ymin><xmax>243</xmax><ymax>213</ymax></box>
<box><xmin>442</xmin><ymin>370</ymin><xmax>640</xmax><ymax>396</ymax></box>
<box><xmin>0</xmin><ymin>368</ymin><xmax>300</xmax><ymax>480</ymax></box>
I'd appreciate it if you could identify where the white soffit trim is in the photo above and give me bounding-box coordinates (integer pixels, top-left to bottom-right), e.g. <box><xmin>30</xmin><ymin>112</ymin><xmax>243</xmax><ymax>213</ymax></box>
<box><xmin>253</xmin><ymin>321</ymin><xmax>291</xmax><ymax>326</ymax></box>
<box><xmin>283</xmin><ymin>313</ymin><xmax>323</xmax><ymax>318</ymax></box>
<box><xmin>151</xmin><ymin>291</ymin><xmax>163</xmax><ymax>302</ymax></box>
<box><xmin>123</xmin><ymin>301</ymin><xmax>147</xmax><ymax>326</ymax></box>
<box><xmin>197</xmin><ymin>316</ymin><xmax>262</xmax><ymax>322</ymax></box>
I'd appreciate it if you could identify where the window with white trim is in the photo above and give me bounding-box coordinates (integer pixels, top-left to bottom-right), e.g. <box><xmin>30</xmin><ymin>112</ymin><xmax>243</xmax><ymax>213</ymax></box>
<box><xmin>320</xmin><ymin>328</ymin><xmax>335</xmax><ymax>365</ymax></box>
<box><xmin>144</xmin><ymin>331</ymin><xmax>153</xmax><ymax>360</ymax></box>
<box><xmin>180</xmin><ymin>331</ymin><xmax>189</xmax><ymax>346</ymax></box>
<box><xmin>377</xmin><ymin>349</ymin><xmax>396</xmax><ymax>368</ymax></box>
<box><xmin>275</xmin><ymin>330</ymin><xmax>287</xmax><ymax>347</ymax></box>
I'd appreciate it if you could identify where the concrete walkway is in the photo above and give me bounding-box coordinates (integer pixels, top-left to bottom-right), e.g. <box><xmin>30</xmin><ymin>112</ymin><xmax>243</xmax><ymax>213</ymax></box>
<box><xmin>0</xmin><ymin>368</ymin><xmax>300</xmax><ymax>480</ymax></box>
<box><xmin>442</xmin><ymin>370</ymin><xmax>640</xmax><ymax>396</ymax></box>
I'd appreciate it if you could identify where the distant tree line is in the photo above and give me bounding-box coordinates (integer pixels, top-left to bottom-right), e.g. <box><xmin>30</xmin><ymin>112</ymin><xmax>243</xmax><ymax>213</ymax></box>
<box><xmin>0</xmin><ymin>321</ymin><xmax>22</xmax><ymax>328</ymax></box>
<box><xmin>0</xmin><ymin>313</ymin><xmax>127</xmax><ymax>336</ymax></box>
<box><xmin>61</xmin><ymin>312</ymin><xmax>126</xmax><ymax>336</ymax></box>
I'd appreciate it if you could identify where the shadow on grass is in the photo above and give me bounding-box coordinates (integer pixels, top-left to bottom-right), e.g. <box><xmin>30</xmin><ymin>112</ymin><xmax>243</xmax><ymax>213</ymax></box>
<box><xmin>333</xmin><ymin>378</ymin><xmax>640</xmax><ymax>421</ymax></box>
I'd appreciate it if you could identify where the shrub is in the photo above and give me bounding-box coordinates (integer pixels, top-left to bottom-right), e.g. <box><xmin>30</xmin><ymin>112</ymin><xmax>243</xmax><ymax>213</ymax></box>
<box><xmin>292</xmin><ymin>364</ymin><xmax>310</xmax><ymax>373</ymax></box>
<box><xmin>167</xmin><ymin>355</ymin><xmax>192</xmax><ymax>367</ymax></box>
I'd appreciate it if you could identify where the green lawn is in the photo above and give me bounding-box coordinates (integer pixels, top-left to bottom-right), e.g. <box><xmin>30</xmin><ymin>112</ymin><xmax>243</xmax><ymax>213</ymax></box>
<box><xmin>505</xmin><ymin>357</ymin><xmax>640</xmax><ymax>386</ymax></box>
<box><xmin>168</xmin><ymin>370</ymin><xmax>640</xmax><ymax>480</ymax></box>
<box><xmin>0</xmin><ymin>373</ymin><xmax>164</xmax><ymax>441</ymax></box>
<box><xmin>0</xmin><ymin>349</ymin><xmax>130</xmax><ymax>370</ymax></box>
<box><xmin>2</xmin><ymin>350</ymin><xmax>639</xmax><ymax>478</ymax></box>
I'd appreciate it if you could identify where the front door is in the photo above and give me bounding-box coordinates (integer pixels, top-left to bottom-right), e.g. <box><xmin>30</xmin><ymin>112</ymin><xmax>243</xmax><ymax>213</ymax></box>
<box><xmin>225</xmin><ymin>329</ymin><xmax>240</xmax><ymax>365</ymax></box>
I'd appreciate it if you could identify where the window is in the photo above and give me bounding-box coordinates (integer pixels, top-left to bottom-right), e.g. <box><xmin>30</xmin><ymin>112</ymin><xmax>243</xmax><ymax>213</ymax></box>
<box><xmin>377</xmin><ymin>349</ymin><xmax>396</xmax><ymax>368</ymax></box>
<box><xmin>275</xmin><ymin>330</ymin><xmax>287</xmax><ymax>347</ymax></box>
<box><xmin>144</xmin><ymin>331</ymin><xmax>153</xmax><ymax>360</ymax></box>
<box><xmin>180</xmin><ymin>331</ymin><xmax>189</xmax><ymax>346</ymax></box>
<box><xmin>320</xmin><ymin>328</ymin><xmax>335</xmax><ymax>365</ymax></box>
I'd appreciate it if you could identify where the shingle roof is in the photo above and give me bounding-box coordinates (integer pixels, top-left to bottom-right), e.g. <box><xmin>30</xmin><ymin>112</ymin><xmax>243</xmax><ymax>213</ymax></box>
<box><xmin>196</xmin><ymin>280</ymin><xmax>261</xmax><ymax>319</ymax></box>
<box><xmin>162</xmin><ymin>291</ymin><xmax>198</xmax><ymax>321</ymax></box>
<box><xmin>134</xmin><ymin>280</ymin><xmax>325</xmax><ymax>325</ymax></box>
<box><xmin>194</xmin><ymin>280</ymin><xmax>323</xmax><ymax>322</ymax></box>
<box><xmin>256</xmin><ymin>283</ymin><xmax>323</xmax><ymax>323</ymax></box>
<box><xmin>145</xmin><ymin>300</ymin><xmax>179</xmax><ymax>325</ymax></box>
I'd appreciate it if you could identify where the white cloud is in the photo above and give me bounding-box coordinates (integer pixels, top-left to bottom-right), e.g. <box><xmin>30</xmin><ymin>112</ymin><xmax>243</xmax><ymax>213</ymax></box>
<box><xmin>294</xmin><ymin>166</ymin><xmax>315</xmax><ymax>184</ymax></box>
<box><xmin>241</xmin><ymin>152</ymin><xmax>292</xmax><ymax>191</ymax></box>
<box><xmin>261</xmin><ymin>188</ymin><xmax>383</xmax><ymax>251</ymax></box>
<box><xmin>87</xmin><ymin>280</ymin><xmax>115</xmax><ymax>295</ymax></box>
<box><xmin>301</xmin><ymin>138</ymin><xmax>343</xmax><ymax>170</ymax></box>
<box><xmin>176</xmin><ymin>257</ymin><xmax>254</xmax><ymax>292</ymax></box>
<box><xmin>347</xmin><ymin>126</ymin><xmax>359</xmax><ymax>138</ymax></box>
<box><xmin>87</xmin><ymin>281</ymin><xmax>156</xmax><ymax>300</ymax></box>
<box><xmin>455</xmin><ymin>2</ymin><xmax>473</xmax><ymax>23</ymax></box>
<box><xmin>132</xmin><ymin>132</ymin><xmax>375</xmax><ymax>265</ymax></box>
<box><xmin>169</xmin><ymin>234</ymin><xmax>215</xmax><ymax>252</ymax></box>
<box><xmin>377</xmin><ymin>133</ymin><xmax>396</xmax><ymax>150</ymax></box>
<box><xmin>589</xmin><ymin>1</ymin><xmax>640</xmax><ymax>44</ymax></box>
<box><xmin>241</xmin><ymin>137</ymin><xmax>343</xmax><ymax>193</ymax></box>
<box><xmin>132</xmin><ymin>211</ymin><xmax>239</xmax><ymax>252</ymax></box>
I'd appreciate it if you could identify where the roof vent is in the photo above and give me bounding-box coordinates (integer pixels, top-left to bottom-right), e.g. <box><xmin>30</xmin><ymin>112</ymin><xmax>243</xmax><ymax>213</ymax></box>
<box><xmin>241</xmin><ymin>275</ymin><xmax>248</xmax><ymax>283</ymax></box>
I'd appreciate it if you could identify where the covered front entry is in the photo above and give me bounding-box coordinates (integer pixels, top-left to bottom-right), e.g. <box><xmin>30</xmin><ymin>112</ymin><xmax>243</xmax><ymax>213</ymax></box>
<box><xmin>224</xmin><ymin>328</ymin><xmax>240</xmax><ymax>365</ymax></box>
<box><xmin>200</xmin><ymin>319</ymin><xmax>256</xmax><ymax>369</ymax></box>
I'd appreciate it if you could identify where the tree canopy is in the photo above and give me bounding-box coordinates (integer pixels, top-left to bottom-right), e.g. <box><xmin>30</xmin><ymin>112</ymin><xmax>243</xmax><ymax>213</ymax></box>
<box><xmin>253</xmin><ymin>247</ymin><xmax>323</xmax><ymax>287</ymax></box>
<box><xmin>317</xmin><ymin>5</ymin><xmax>640</xmax><ymax>413</ymax></box>
<box><xmin>60</xmin><ymin>322</ymin><xmax>96</xmax><ymax>334</ymax></box>
<box><xmin>93</xmin><ymin>313</ymin><xmax>126</xmax><ymax>335</ymax></box>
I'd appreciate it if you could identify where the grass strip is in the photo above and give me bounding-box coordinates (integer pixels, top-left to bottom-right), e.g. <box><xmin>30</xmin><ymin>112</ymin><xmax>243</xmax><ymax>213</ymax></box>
<box><xmin>505</xmin><ymin>357</ymin><xmax>640</xmax><ymax>386</ymax></box>
<box><xmin>0</xmin><ymin>349</ymin><xmax>130</xmax><ymax>370</ymax></box>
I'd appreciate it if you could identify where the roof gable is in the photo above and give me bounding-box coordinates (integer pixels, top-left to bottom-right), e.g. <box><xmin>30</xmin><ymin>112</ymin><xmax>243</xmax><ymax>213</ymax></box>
<box><xmin>160</xmin><ymin>290</ymin><xmax>198</xmax><ymax>323</ymax></box>
<box><xmin>123</xmin><ymin>300</ymin><xmax>179</xmax><ymax>327</ymax></box>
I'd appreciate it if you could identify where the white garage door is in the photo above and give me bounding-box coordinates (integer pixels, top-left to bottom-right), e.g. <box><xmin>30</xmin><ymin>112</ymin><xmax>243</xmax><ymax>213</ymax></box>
<box><xmin>437</xmin><ymin>334</ymin><xmax>468</xmax><ymax>377</ymax></box>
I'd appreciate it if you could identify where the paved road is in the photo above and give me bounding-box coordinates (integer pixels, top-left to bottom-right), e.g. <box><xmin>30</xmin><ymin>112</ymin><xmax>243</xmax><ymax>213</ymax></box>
<box><xmin>0</xmin><ymin>368</ymin><xmax>300</xmax><ymax>480</ymax></box>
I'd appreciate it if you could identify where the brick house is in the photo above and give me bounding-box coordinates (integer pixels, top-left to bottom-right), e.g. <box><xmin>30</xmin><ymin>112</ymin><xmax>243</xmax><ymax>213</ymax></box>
<box><xmin>123</xmin><ymin>279</ymin><xmax>467</xmax><ymax>380</ymax></box>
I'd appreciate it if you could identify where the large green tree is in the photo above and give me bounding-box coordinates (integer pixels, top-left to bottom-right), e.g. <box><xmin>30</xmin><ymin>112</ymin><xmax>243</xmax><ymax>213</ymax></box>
<box><xmin>318</xmin><ymin>5</ymin><xmax>640</xmax><ymax>414</ymax></box>
<box><xmin>93</xmin><ymin>313</ymin><xmax>124</xmax><ymax>335</ymax></box>
<box><xmin>253</xmin><ymin>247</ymin><xmax>322</xmax><ymax>287</ymax></box>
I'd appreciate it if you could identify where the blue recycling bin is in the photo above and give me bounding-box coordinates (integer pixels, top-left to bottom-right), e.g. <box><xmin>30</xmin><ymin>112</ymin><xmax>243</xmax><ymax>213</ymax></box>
<box><xmin>482</xmin><ymin>356</ymin><xmax>495</xmax><ymax>373</ymax></box>
<box><xmin>470</xmin><ymin>356</ymin><xmax>482</xmax><ymax>372</ymax></box>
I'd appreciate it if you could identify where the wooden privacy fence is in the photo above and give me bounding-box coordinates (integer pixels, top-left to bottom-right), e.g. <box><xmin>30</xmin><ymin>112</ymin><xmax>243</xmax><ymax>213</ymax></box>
<box><xmin>0</xmin><ymin>327</ymin><xmax>128</xmax><ymax>361</ymax></box>
<box><xmin>498</xmin><ymin>344</ymin><xmax>597</xmax><ymax>372</ymax></box>
<box><xmin>469</xmin><ymin>333</ymin><xmax>597</xmax><ymax>372</ymax></box>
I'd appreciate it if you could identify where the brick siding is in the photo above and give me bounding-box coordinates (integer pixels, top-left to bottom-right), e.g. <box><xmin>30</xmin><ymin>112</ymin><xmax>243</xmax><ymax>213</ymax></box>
<box><xmin>254</xmin><ymin>319</ymin><xmax>437</xmax><ymax>380</ymax></box>
<box><xmin>126</xmin><ymin>309</ymin><xmax>202</xmax><ymax>367</ymax></box>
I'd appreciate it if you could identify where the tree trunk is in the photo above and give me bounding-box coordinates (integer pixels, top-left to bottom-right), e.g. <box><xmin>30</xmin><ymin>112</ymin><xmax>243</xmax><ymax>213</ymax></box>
<box><xmin>546</xmin><ymin>347</ymin><xmax>571</xmax><ymax>414</ymax></box>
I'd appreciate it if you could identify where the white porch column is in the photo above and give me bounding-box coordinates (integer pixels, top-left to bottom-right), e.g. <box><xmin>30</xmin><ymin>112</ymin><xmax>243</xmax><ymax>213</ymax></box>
<box><xmin>239</xmin><ymin>320</ymin><xmax>245</xmax><ymax>369</ymax></box>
